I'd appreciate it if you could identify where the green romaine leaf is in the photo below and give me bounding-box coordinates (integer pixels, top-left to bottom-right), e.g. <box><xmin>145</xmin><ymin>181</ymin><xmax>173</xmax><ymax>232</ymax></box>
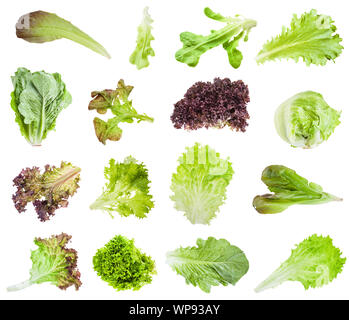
<box><xmin>256</xmin><ymin>9</ymin><xmax>343</xmax><ymax>65</ymax></box>
<box><xmin>175</xmin><ymin>7</ymin><xmax>256</xmax><ymax>68</ymax></box>
<box><xmin>167</xmin><ymin>237</ymin><xmax>249</xmax><ymax>293</ymax></box>
<box><xmin>16</xmin><ymin>11</ymin><xmax>110</xmax><ymax>58</ymax></box>
<box><xmin>11</xmin><ymin>68</ymin><xmax>72</xmax><ymax>146</ymax></box>
<box><xmin>88</xmin><ymin>80</ymin><xmax>154</xmax><ymax>144</ymax></box>
<box><xmin>90</xmin><ymin>156</ymin><xmax>154</xmax><ymax>219</ymax></box>
<box><xmin>275</xmin><ymin>91</ymin><xmax>341</xmax><ymax>149</ymax></box>
<box><xmin>129</xmin><ymin>7</ymin><xmax>155</xmax><ymax>70</ymax></box>
<box><xmin>255</xmin><ymin>234</ymin><xmax>346</xmax><ymax>292</ymax></box>
<box><xmin>253</xmin><ymin>165</ymin><xmax>341</xmax><ymax>214</ymax></box>
<box><xmin>170</xmin><ymin>143</ymin><xmax>234</xmax><ymax>225</ymax></box>
<box><xmin>7</xmin><ymin>233</ymin><xmax>81</xmax><ymax>292</ymax></box>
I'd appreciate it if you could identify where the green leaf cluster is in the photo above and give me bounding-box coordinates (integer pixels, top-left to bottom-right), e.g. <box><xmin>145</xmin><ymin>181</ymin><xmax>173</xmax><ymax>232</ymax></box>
<box><xmin>93</xmin><ymin>235</ymin><xmax>156</xmax><ymax>291</ymax></box>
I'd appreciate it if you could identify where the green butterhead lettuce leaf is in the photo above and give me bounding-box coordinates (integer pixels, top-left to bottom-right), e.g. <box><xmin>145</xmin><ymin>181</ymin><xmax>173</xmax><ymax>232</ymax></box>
<box><xmin>7</xmin><ymin>233</ymin><xmax>81</xmax><ymax>292</ymax></box>
<box><xmin>256</xmin><ymin>10</ymin><xmax>343</xmax><ymax>65</ymax></box>
<box><xmin>175</xmin><ymin>7</ymin><xmax>257</xmax><ymax>68</ymax></box>
<box><xmin>170</xmin><ymin>143</ymin><xmax>234</xmax><ymax>225</ymax></box>
<box><xmin>130</xmin><ymin>7</ymin><xmax>155</xmax><ymax>69</ymax></box>
<box><xmin>255</xmin><ymin>235</ymin><xmax>346</xmax><ymax>292</ymax></box>
<box><xmin>275</xmin><ymin>91</ymin><xmax>341</xmax><ymax>149</ymax></box>
<box><xmin>90</xmin><ymin>156</ymin><xmax>154</xmax><ymax>218</ymax></box>
<box><xmin>253</xmin><ymin>165</ymin><xmax>341</xmax><ymax>214</ymax></box>
<box><xmin>167</xmin><ymin>237</ymin><xmax>249</xmax><ymax>293</ymax></box>
<box><xmin>11</xmin><ymin>68</ymin><xmax>72</xmax><ymax>146</ymax></box>
<box><xmin>16</xmin><ymin>11</ymin><xmax>111</xmax><ymax>58</ymax></box>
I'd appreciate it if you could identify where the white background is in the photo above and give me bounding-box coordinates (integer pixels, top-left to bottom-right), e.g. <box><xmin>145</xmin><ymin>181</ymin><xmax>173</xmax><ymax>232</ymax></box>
<box><xmin>0</xmin><ymin>0</ymin><xmax>348</xmax><ymax>300</ymax></box>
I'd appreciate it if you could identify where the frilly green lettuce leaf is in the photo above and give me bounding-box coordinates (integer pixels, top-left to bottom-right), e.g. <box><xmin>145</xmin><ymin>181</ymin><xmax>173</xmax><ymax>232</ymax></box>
<box><xmin>256</xmin><ymin>9</ymin><xmax>343</xmax><ymax>66</ymax></box>
<box><xmin>170</xmin><ymin>143</ymin><xmax>234</xmax><ymax>225</ymax></box>
<box><xmin>255</xmin><ymin>234</ymin><xmax>346</xmax><ymax>292</ymax></box>
<box><xmin>130</xmin><ymin>7</ymin><xmax>155</xmax><ymax>69</ymax></box>
<box><xmin>90</xmin><ymin>156</ymin><xmax>154</xmax><ymax>219</ymax></box>
<box><xmin>167</xmin><ymin>237</ymin><xmax>249</xmax><ymax>293</ymax></box>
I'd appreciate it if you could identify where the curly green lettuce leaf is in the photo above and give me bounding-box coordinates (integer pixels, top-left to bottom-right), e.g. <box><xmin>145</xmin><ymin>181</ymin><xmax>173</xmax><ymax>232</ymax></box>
<box><xmin>7</xmin><ymin>233</ymin><xmax>81</xmax><ymax>292</ymax></box>
<box><xmin>130</xmin><ymin>7</ymin><xmax>155</xmax><ymax>69</ymax></box>
<box><xmin>253</xmin><ymin>165</ymin><xmax>341</xmax><ymax>214</ymax></box>
<box><xmin>275</xmin><ymin>91</ymin><xmax>341</xmax><ymax>149</ymax></box>
<box><xmin>90</xmin><ymin>156</ymin><xmax>154</xmax><ymax>218</ymax></box>
<box><xmin>88</xmin><ymin>80</ymin><xmax>153</xmax><ymax>144</ymax></box>
<box><xmin>167</xmin><ymin>237</ymin><xmax>249</xmax><ymax>293</ymax></box>
<box><xmin>16</xmin><ymin>11</ymin><xmax>110</xmax><ymax>58</ymax></box>
<box><xmin>256</xmin><ymin>9</ymin><xmax>343</xmax><ymax>66</ymax></box>
<box><xmin>175</xmin><ymin>7</ymin><xmax>257</xmax><ymax>68</ymax></box>
<box><xmin>93</xmin><ymin>235</ymin><xmax>156</xmax><ymax>291</ymax></box>
<box><xmin>170</xmin><ymin>143</ymin><xmax>234</xmax><ymax>225</ymax></box>
<box><xmin>255</xmin><ymin>235</ymin><xmax>346</xmax><ymax>292</ymax></box>
<box><xmin>13</xmin><ymin>162</ymin><xmax>81</xmax><ymax>222</ymax></box>
<box><xmin>11</xmin><ymin>67</ymin><xmax>72</xmax><ymax>146</ymax></box>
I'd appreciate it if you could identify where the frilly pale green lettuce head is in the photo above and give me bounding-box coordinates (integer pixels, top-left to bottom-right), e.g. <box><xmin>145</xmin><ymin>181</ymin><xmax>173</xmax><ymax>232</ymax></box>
<box><xmin>275</xmin><ymin>91</ymin><xmax>341</xmax><ymax>149</ymax></box>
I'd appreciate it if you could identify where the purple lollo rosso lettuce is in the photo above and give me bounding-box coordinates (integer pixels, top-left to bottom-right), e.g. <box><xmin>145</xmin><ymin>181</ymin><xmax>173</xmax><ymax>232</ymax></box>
<box><xmin>171</xmin><ymin>78</ymin><xmax>250</xmax><ymax>132</ymax></box>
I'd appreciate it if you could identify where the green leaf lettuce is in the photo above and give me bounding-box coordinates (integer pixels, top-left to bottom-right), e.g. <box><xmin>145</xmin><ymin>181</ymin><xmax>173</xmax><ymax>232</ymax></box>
<box><xmin>130</xmin><ymin>7</ymin><xmax>155</xmax><ymax>69</ymax></box>
<box><xmin>256</xmin><ymin>9</ymin><xmax>343</xmax><ymax>66</ymax></box>
<box><xmin>255</xmin><ymin>234</ymin><xmax>346</xmax><ymax>292</ymax></box>
<box><xmin>170</xmin><ymin>143</ymin><xmax>234</xmax><ymax>225</ymax></box>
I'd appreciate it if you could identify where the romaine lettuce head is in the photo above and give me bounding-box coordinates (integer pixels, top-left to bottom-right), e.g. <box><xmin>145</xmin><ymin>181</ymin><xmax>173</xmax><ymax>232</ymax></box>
<box><xmin>11</xmin><ymin>67</ymin><xmax>72</xmax><ymax>146</ymax></box>
<box><xmin>275</xmin><ymin>91</ymin><xmax>340</xmax><ymax>149</ymax></box>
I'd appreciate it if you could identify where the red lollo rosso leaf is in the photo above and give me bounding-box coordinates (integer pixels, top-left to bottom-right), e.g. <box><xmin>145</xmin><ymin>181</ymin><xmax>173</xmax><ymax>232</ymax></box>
<box><xmin>12</xmin><ymin>162</ymin><xmax>81</xmax><ymax>222</ymax></box>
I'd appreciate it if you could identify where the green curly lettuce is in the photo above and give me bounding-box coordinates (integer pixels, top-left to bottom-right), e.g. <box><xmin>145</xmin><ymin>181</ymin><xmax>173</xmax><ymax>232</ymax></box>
<box><xmin>255</xmin><ymin>235</ymin><xmax>346</xmax><ymax>292</ymax></box>
<box><xmin>130</xmin><ymin>7</ymin><xmax>155</xmax><ymax>69</ymax></box>
<box><xmin>93</xmin><ymin>235</ymin><xmax>156</xmax><ymax>291</ymax></box>
<box><xmin>90</xmin><ymin>156</ymin><xmax>154</xmax><ymax>219</ymax></box>
<box><xmin>170</xmin><ymin>143</ymin><xmax>234</xmax><ymax>225</ymax></box>
<box><xmin>176</xmin><ymin>7</ymin><xmax>257</xmax><ymax>68</ymax></box>
<box><xmin>11</xmin><ymin>67</ymin><xmax>72</xmax><ymax>146</ymax></box>
<box><xmin>275</xmin><ymin>91</ymin><xmax>341</xmax><ymax>149</ymax></box>
<box><xmin>166</xmin><ymin>237</ymin><xmax>249</xmax><ymax>293</ymax></box>
<box><xmin>7</xmin><ymin>233</ymin><xmax>81</xmax><ymax>292</ymax></box>
<box><xmin>253</xmin><ymin>165</ymin><xmax>342</xmax><ymax>214</ymax></box>
<box><xmin>256</xmin><ymin>9</ymin><xmax>343</xmax><ymax>66</ymax></box>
